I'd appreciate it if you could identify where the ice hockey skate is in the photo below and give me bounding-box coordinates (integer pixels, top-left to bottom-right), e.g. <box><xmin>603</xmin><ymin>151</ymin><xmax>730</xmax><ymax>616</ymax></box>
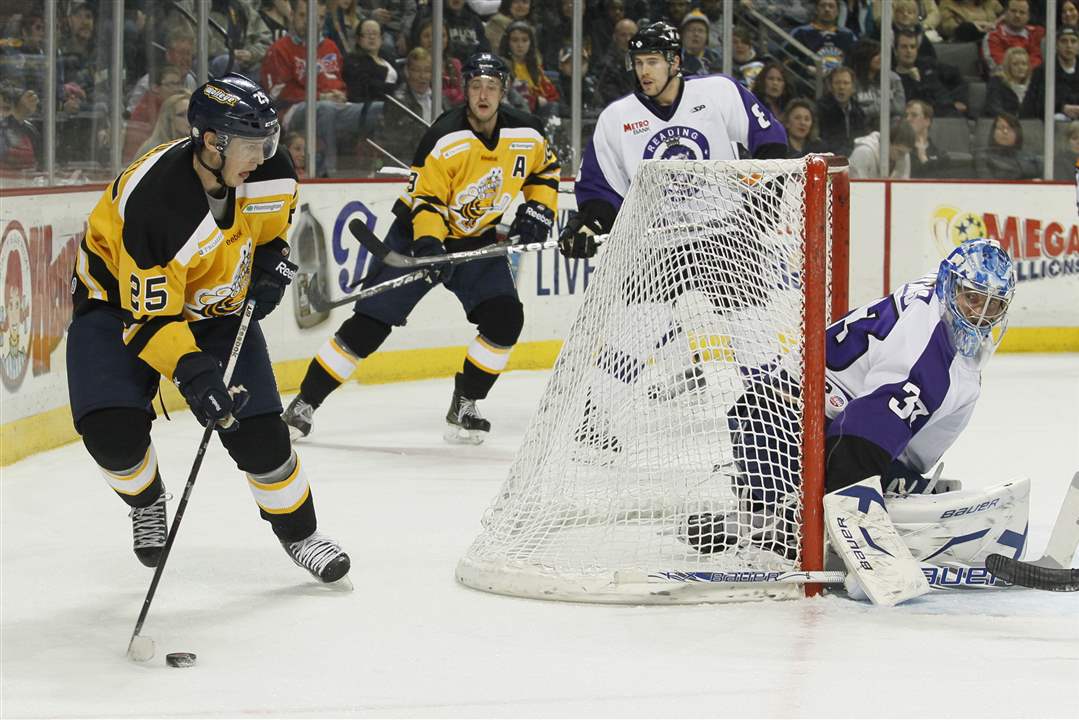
<box><xmin>445</xmin><ymin>391</ymin><xmax>491</xmax><ymax>445</ymax></box>
<box><xmin>281</xmin><ymin>531</ymin><xmax>351</xmax><ymax>584</ymax></box>
<box><xmin>282</xmin><ymin>395</ymin><xmax>316</xmax><ymax>440</ymax></box>
<box><xmin>129</xmin><ymin>490</ymin><xmax>169</xmax><ymax>568</ymax></box>
<box><xmin>678</xmin><ymin>468</ymin><xmax>800</xmax><ymax>562</ymax></box>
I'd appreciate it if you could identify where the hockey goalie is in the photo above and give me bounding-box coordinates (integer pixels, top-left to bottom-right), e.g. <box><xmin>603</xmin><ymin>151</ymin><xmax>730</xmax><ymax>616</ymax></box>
<box><xmin>682</xmin><ymin>237</ymin><xmax>1028</xmax><ymax>602</ymax></box>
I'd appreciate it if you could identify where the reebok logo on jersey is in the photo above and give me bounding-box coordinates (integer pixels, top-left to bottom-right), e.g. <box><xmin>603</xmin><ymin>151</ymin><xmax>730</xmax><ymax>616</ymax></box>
<box><xmin>623</xmin><ymin>119</ymin><xmax>650</xmax><ymax>135</ymax></box>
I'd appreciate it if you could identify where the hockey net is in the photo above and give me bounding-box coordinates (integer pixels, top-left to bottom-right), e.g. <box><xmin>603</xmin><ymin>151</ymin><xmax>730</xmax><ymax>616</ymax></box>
<box><xmin>458</xmin><ymin>156</ymin><xmax>849</xmax><ymax>603</ymax></box>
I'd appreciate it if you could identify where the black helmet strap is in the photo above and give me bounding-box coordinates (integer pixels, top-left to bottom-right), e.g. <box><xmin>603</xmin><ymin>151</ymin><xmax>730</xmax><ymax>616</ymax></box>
<box><xmin>194</xmin><ymin>132</ymin><xmax>229</xmax><ymax>191</ymax></box>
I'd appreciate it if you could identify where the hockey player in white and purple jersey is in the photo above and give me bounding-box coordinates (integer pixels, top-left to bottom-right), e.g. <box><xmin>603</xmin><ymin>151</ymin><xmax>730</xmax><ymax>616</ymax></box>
<box><xmin>558</xmin><ymin>21</ymin><xmax>789</xmax><ymax>259</ymax></box>
<box><xmin>685</xmin><ymin>239</ymin><xmax>1030</xmax><ymax>571</ymax></box>
<box><xmin>558</xmin><ymin>22</ymin><xmax>790</xmax><ymax>450</ymax></box>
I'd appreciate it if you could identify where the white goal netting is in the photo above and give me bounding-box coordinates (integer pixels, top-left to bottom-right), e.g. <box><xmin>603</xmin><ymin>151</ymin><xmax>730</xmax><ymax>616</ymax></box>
<box><xmin>458</xmin><ymin>157</ymin><xmax>843</xmax><ymax>603</ymax></box>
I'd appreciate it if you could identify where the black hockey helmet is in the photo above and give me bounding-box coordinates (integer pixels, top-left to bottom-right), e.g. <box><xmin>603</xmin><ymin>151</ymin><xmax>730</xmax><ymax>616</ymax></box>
<box><xmin>188</xmin><ymin>72</ymin><xmax>280</xmax><ymax>162</ymax></box>
<box><xmin>462</xmin><ymin>52</ymin><xmax>510</xmax><ymax>87</ymax></box>
<box><xmin>627</xmin><ymin>21</ymin><xmax>682</xmax><ymax>65</ymax></box>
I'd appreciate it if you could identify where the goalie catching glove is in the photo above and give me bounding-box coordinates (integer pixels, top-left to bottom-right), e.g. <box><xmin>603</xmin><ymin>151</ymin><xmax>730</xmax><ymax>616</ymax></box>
<box><xmin>510</xmin><ymin>200</ymin><xmax>555</xmax><ymax>244</ymax></box>
<box><xmin>248</xmin><ymin>239</ymin><xmax>298</xmax><ymax>321</ymax></box>
<box><xmin>173</xmin><ymin>351</ymin><xmax>250</xmax><ymax>431</ymax></box>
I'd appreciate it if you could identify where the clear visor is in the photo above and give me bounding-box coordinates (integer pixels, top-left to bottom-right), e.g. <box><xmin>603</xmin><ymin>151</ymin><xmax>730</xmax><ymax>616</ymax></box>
<box><xmin>225</xmin><ymin>127</ymin><xmax>280</xmax><ymax>163</ymax></box>
<box><xmin>955</xmin><ymin>280</ymin><xmax>1009</xmax><ymax>328</ymax></box>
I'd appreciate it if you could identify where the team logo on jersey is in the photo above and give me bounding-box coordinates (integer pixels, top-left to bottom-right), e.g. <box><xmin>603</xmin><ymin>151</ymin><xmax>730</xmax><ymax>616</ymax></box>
<box><xmin>642</xmin><ymin>126</ymin><xmax>711</xmax><ymax>161</ymax></box>
<box><xmin>0</xmin><ymin>229</ymin><xmax>32</xmax><ymax>391</ymax></box>
<box><xmin>453</xmin><ymin>167</ymin><xmax>510</xmax><ymax>232</ymax></box>
<box><xmin>189</xmin><ymin>242</ymin><xmax>252</xmax><ymax>318</ymax></box>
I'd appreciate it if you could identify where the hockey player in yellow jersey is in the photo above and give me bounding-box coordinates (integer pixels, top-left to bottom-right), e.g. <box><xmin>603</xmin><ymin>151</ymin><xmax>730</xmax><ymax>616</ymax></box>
<box><xmin>283</xmin><ymin>53</ymin><xmax>560</xmax><ymax>445</ymax></box>
<box><xmin>67</xmin><ymin>73</ymin><xmax>350</xmax><ymax>584</ymax></box>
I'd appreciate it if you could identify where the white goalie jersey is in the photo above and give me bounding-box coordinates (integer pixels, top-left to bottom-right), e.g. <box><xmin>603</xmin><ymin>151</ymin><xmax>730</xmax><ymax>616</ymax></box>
<box><xmin>824</xmin><ymin>275</ymin><xmax>984</xmax><ymax>474</ymax></box>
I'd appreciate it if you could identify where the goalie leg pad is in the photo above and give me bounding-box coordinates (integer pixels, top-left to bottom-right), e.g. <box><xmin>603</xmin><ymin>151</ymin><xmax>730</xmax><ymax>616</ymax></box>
<box><xmin>824</xmin><ymin>477</ymin><xmax>931</xmax><ymax>606</ymax></box>
<box><xmin>886</xmin><ymin>478</ymin><xmax>1030</xmax><ymax>566</ymax></box>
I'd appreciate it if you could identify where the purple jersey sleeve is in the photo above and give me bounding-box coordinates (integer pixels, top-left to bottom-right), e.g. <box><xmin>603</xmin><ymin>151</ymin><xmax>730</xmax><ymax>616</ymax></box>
<box><xmin>825</xmin><ymin>322</ymin><xmax>957</xmax><ymax>460</ymax></box>
<box><xmin>733</xmin><ymin>81</ymin><xmax>788</xmax><ymax>155</ymax></box>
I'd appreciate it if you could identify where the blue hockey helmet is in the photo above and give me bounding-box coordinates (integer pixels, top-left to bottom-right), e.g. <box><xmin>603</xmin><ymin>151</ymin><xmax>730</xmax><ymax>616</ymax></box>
<box><xmin>934</xmin><ymin>238</ymin><xmax>1016</xmax><ymax>361</ymax></box>
<box><xmin>188</xmin><ymin>73</ymin><xmax>280</xmax><ymax>163</ymax></box>
<box><xmin>462</xmin><ymin>52</ymin><xmax>509</xmax><ymax>87</ymax></box>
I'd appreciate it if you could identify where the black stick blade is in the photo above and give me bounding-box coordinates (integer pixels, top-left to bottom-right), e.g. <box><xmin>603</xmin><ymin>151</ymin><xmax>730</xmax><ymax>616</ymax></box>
<box><xmin>986</xmin><ymin>553</ymin><xmax>1079</xmax><ymax>592</ymax></box>
<box><xmin>349</xmin><ymin>219</ymin><xmax>390</xmax><ymax>259</ymax></box>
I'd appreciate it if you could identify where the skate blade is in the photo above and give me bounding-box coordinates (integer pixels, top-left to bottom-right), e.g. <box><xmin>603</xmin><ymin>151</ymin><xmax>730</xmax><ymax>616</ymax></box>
<box><xmin>326</xmin><ymin>575</ymin><xmax>354</xmax><ymax>592</ymax></box>
<box><xmin>443</xmin><ymin>424</ymin><xmax>486</xmax><ymax>445</ymax></box>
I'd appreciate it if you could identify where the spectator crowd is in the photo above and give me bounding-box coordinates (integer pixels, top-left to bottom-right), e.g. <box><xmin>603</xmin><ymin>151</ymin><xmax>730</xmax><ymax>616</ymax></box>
<box><xmin>2</xmin><ymin>0</ymin><xmax>1077</xmax><ymax>183</ymax></box>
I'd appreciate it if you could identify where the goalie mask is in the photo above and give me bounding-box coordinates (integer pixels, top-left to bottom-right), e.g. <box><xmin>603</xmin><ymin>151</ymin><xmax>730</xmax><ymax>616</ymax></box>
<box><xmin>934</xmin><ymin>238</ymin><xmax>1015</xmax><ymax>364</ymax></box>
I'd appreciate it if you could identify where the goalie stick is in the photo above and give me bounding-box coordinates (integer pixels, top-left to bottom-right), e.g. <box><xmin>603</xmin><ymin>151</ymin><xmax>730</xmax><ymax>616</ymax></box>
<box><xmin>348</xmin><ymin>218</ymin><xmax>562</xmax><ymax>268</ymax></box>
<box><xmin>985</xmin><ymin>470</ymin><xmax>1079</xmax><ymax>592</ymax></box>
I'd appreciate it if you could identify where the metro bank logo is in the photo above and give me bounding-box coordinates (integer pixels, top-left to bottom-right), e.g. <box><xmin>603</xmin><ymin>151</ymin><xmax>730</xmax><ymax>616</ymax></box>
<box><xmin>623</xmin><ymin>119</ymin><xmax>650</xmax><ymax>135</ymax></box>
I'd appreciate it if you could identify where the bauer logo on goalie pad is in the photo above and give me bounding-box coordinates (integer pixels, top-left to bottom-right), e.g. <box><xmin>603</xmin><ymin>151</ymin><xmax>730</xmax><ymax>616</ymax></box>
<box><xmin>835</xmin><ymin>517</ymin><xmax>875</xmax><ymax>570</ymax></box>
<box><xmin>921</xmin><ymin>565</ymin><xmax>1009</xmax><ymax>588</ymax></box>
<box><xmin>940</xmin><ymin>498</ymin><xmax>1000</xmax><ymax>519</ymax></box>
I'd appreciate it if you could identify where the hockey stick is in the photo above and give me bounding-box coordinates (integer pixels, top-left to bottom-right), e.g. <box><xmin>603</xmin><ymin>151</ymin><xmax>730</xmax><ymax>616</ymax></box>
<box><xmin>306</xmin><ymin>269</ymin><xmax>433</xmax><ymax>313</ymax></box>
<box><xmin>985</xmin><ymin>555</ymin><xmax>1079</xmax><ymax>592</ymax></box>
<box><xmin>984</xmin><ymin>470</ymin><xmax>1079</xmax><ymax>592</ymax></box>
<box><xmin>348</xmin><ymin>218</ymin><xmax>559</xmax><ymax>268</ymax></box>
<box><xmin>649</xmin><ymin>570</ymin><xmax>846</xmax><ymax>584</ymax></box>
<box><xmin>126</xmin><ymin>300</ymin><xmax>257</xmax><ymax>662</ymax></box>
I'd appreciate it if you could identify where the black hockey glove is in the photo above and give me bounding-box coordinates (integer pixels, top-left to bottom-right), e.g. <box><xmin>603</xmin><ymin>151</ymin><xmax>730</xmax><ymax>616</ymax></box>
<box><xmin>249</xmin><ymin>239</ymin><xmax>298</xmax><ymax>321</ymax></box>
<box><xmin>412</xmin><ymin>235</ymin><xmax>455</xmax><ymax>284</ymax></box>
<box><xmin>557</xmin><ymin>211</ymin><xmax>605</xmax><ymax>259</ymax></box>
<box><xmin>510</xmin><ymin>200</ymin><xmax>555</xmax><ymax>244</ymax></box>
<box><xmin>173</xmin><ymin>352</ymin><xmax>250</xmax><ymax>432</ymax></box>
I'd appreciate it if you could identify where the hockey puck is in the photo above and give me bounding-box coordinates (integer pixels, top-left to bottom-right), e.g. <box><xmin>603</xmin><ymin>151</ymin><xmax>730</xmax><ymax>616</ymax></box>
<box><xmin>165</xmin><ymin>652</ymin><xmax>197</xmax><ymax>668</ymax></box>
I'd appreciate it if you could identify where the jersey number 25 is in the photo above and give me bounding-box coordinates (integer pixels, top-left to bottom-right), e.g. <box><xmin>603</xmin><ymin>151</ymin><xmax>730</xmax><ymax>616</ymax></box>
<box><xmin>130</xmin><ymin>273</ymin><xmax>169</xmax><ymax>312</ymax></box>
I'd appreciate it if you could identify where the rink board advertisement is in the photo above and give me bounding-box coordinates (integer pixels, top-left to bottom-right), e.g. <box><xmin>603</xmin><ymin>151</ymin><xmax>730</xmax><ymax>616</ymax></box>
<box><xmin>888</xmin><ymin>182</ymin><xmax>1079</xmax><ymax>330</ymax></box>
<box><xmin>1</xmin><ymin>179</ymin><xmax>1076</xmax><ymax>464</ymax></box>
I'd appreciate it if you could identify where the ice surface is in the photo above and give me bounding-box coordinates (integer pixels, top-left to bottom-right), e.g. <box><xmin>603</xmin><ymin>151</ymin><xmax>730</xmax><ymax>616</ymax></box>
<box><xmin>2</xmin><ymin>355</ymin><xmax>1077</xmax><ymax>717</ymax></box>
